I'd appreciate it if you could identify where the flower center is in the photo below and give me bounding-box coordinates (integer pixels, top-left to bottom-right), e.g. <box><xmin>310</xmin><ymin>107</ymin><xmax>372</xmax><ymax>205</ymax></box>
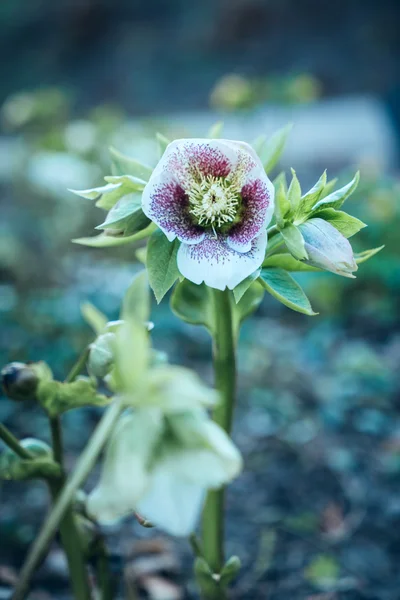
<box><xmin>188</xmin><ymin>175</ymin><xmax>240</xmax><ymax>232</ymax></box>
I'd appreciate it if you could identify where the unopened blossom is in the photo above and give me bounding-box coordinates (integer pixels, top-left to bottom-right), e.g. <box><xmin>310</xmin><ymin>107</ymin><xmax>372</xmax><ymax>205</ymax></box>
<box><xmin>299</xmin><ymin>218</ymin><xmax>358</xmax><ymax>277</ymax></box>
<box><xmin>87</xmin><ymin>408</ymin><xmax>242</xmax><ymax>536</ymax></box>
<box><xmin>142</xmin><ymin>139</ymin><xmax>274</xmax><ymax>290</ymax></box>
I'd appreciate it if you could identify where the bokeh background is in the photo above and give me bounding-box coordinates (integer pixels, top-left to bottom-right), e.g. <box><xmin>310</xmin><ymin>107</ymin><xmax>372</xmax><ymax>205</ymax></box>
<box><xmin>1</xmin><ymin>1</ymin><xmax>400</xmax><ymax>599</ymax></box>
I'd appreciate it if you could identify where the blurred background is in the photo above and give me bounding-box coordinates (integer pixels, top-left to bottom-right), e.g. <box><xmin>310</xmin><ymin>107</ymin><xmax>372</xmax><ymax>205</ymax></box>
<box><xmin>1</xmin><ymin>1</ymin><xmax>400</xmax><ymax>599</ymax></box>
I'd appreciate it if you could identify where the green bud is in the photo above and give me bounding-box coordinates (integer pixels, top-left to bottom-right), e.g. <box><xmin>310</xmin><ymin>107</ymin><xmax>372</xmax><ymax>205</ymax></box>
<box><xmin>0</xmin><ymin>438</ymin><xmax>61</xmax><ymax>481</ymax></box>
<box><xmin>220</xmin><ymin>556</ymin><xmax>241</xmax><ymax>588</ymax></box>
<box><xmin>88</xmin><ymin>332</ymin><xmax>116</xmax><ymax>378</ymax></box>
<box><xmin>1</xmin><ymin>362</ymin><xmax>39</xmax><ymax>402</ymax></box>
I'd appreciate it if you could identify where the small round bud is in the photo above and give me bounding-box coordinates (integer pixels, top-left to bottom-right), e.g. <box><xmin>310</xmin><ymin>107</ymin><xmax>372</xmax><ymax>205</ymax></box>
<box><xmin>1</xmin><ymin>362</ymin><xmax>39</xmax><ymax>402</ymax></box>
<box><xmin>88</xmin><ymin>333</ymin><xmax>116</xmax><ymax>378</ymax></box>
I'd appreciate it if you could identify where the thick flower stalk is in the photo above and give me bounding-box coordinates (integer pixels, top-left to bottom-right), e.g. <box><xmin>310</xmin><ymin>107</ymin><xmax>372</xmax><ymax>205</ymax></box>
<box><xmin>141</xmin><ymin>139</ymin><xmax>274</xmax><ymax>290</ymax></box>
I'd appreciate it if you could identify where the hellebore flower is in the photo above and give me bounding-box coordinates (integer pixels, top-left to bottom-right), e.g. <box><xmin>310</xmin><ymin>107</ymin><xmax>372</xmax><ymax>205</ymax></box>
<box><xmin>299</xmin><ymin>218</ymin><xmax>358</xmax><ymax>277</ymax></box>
<box><xmin>142</xmin><ymin>139</ymin><xmax>274</xmax><ymax>290</ymax></box>
<box><xmin>87</xmin><ymin>408</ymin><xmax>242</xmax><ymax>536</ymax></box>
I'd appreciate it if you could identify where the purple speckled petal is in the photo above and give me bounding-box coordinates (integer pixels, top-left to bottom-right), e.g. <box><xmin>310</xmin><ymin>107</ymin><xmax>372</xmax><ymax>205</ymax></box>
<box><xmin>177</xmin><ymin>230</ymin><xmax>267</xmax><ymax>291</ymax></box>
<box><xmin>227</xmin><ymin>176</ymin><xmax>274</xmax><ymax>252</ymax></box>
<box><xmin>142</xmin><ymin>173</ymin><xmax>204</xmax><ymax>244</ymax></box>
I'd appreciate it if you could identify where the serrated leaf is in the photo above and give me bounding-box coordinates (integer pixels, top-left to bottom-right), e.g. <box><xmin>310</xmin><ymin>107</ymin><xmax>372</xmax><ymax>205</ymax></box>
<box><xmin>233</xmin><ymin>269</ymin><xmax>261</xmax><ymax>303</ymax></box>
<box><xmin>312</xmin><ymin>171</ymin><xmax>360</xmax><ymax>211</ymax></box>
<box><xmin>287</xmin><ymin>169</ymin><xmax>302</xmax><ymax>213</ymax></box>
<box><xmin>281</xmin><ymin>224</ymin><xmax>308</xmax><ymax>260</ymax></box>
<box><xmin>312</xmin><ymin>208</ymin><xmax>366</xmax><ymax>238</ymax></box>
<box><xmin>109</xmin><ymin>146</ymin><xmax>153</xmax><ymax>180</ymax></box>
<box><xmin>170</xmin><ymin>280</ymin><xmax>214</xmax><ymax>333</ymax></box>
<box><xmin>121</xmin><ymin>270</ymin><xmax>150</xmax><ymax>323</ymax></box>
<box><xmin>147</xmin><ymin>230</ymin><xmax>180</xmax><ymax>303</ymax></box>
<box><xmin>259</xmin><ymin>268</ymin><xmax>317</xmax><ymax>315</ymax></box>
<box><xmin>300</xmin><ymin>170</ymin><xmax>327</xmax><ymax>214</ymax></box>
<box><xmin>207</xmin><ymin>121</ymin><xmax>224</xmax><ymax>139</ymax></box>
<box><xmin>81</xmin><ymin>302</ymin><xmax>108</xmax><ymax>334</ymax></box>
<box><xmin>263</xmin><ymin>253</ymin><xmax>320</xmax><ymax>272</ymax></box>
<box><xmin>354</xmin><ymin>245</ymin><xmax>384</xmax><ymax>264</ymax></box>
<box><xmin>259</xmin><ymin>123</ymin><xmax>293</xmax><ymax>173</ymax></box>
<box><xmin>72</xmin><ymin>223</ymin><xmax>156</xmax><ymax>247</ymax></box>
<box><xmin>156</xmin><ymin>132</ymin><xmax>170</xmax><ymax>158</ymax></box>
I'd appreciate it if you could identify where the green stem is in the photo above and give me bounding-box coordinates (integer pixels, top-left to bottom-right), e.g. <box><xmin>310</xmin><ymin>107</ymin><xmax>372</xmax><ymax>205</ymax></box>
<box><xmin>93</xmin><ymin>538</ymin><xmax>114</xmax><ymax>600</ymax></box>
<box><xmin>12</xmin><ymin>398</ymin><xmax>124</xmax><ymax>600</ymax></box>
<box><xmin>48</xmin><ymin>415</ymin><xmax>92</xmax><ymax>600</ymax></box>
<box><xmin>201</xmin><ymin>289</ymin><xmax>237</xmax><ymax>599</ymax></box>
<box><xmin>65</xmin><ymin>348</ymin><xmax>90</xmax><ymax>384</ymax></box>
<box><xmin>0</xmin><ymin>423</ymin><xmax>33</xmax><ymax>459</ymax></box>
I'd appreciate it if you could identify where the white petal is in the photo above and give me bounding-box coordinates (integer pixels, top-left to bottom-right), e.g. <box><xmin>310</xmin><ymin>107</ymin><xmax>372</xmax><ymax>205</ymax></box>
<box><xmin>177</xmin><ymin>230</ymin><xmax>267</xmax><ymax>291</ymax></box>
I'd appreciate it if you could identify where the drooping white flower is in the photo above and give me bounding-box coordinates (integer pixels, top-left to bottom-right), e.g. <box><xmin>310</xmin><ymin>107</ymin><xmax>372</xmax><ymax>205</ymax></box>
<box><xmin>87</xmin><ymin>409</ymin><xmax>242</xmax><ymax>536</ymax></box>
<box><xmin>299</xmin><ymin>218</ymin><xmax>358</xmax><ymax>277</ymax></box>
<box><xmin>142</xmin><ymin>139</ymin><xmax>274</xmax><ymax>290</ymax></box>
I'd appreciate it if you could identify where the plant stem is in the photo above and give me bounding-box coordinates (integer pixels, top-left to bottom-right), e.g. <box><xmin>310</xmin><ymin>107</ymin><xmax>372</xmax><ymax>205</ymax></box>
<box><xmin>93</xmin><ymin>538</ymin><xmax>114</xmax><ymax>600</ymax></box>
<box><xmin>0</xmin><ymin>423</ymin><xmax>33</xmax><ymax>459</ymax></box>
<box><xmin>48</xmin><ymin>415</ymin><xmax>92</xmax><ymax>600</ymax></box>
<box><xmin>65</xmin><ymin>348</ymin><xmax>90</xmax><ymax>384</ymax></box>
<box><xmin>12</xmin><ymin>398</ymin><xmax>124</xmax><ymax>600</ymax></box>
<box><xmin>201</xmin><ymin>289</ymin><xmax>237</xmax><ymax>598</ymax></box>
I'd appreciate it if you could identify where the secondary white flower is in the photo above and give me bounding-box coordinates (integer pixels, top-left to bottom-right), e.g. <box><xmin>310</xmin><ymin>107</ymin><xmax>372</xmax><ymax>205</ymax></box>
<box><xmin>142</xmin><ymin>139</ymin><xmax>274</xmax><ymax>290</ymax></box>
<box><xmin>299</xmin><ymin>218</ymin><xmax>358</xmax><ymax>277</ymax></box>
<box><xmin>87</xmin><ymin>409</ymin><xmax>242</xmax><ymax>536</ymax></box>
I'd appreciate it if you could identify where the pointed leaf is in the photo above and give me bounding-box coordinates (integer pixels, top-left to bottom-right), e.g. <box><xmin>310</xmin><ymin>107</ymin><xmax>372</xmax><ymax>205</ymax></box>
<box><xmin>312</xmin><ymin>171</ymin><xmax>360</xmax><ymax>211</ymax></box>
<box><xmin>312</xmin><ymin>208</ymin><xmax>366</xmax><ymax>238</ymax></box>
<box><xmin>81</xmin><ymin>302</ymin><xmax>108</xmax><ymax>334</ymax></box>
<box><xmin>170</xmin><ymin>280</ymin><xmax>214</xmax><ymax>333</ymax></box>
<box><xmin>207</xmin><ymin>121</ymin><xmax>224</xmax><ymax>139</ymax></box>
<box><xmin>233</xmin><ymin>269</ymin><xmax>261</xmax><ymax>303</ymax></box>
<box><xmin>274</xmin><ymin>179</ymin><xmax>291</xmax><ymax>227</ymax></box>
<box><xmin>70</xmin><ymin>183</ymin><xmax>125</xmax><ymax>210</ymax></box>
<box><xmin>72</xmin><ymin>223</ymin><xmax>156</xmax><ymax>247</ymax></box>
<box><xmin>121</xmin><ymin>270</ymin><xmax>150</xmax><ymax>323</ymax></box>
<box><xmin>147</xmin><ymin>230</ymin><xmax>180</xmax><ymax>303</ymax></box>
<box><xmin>354</xmin><ymin>245</ymin><xmax>384</xmax><ymax>264</ymax></box>
<box><xmin>109</xmin><ymin>146</ymin><xmax>153</xmax><ymax>180</ymax></box>
<box><xmin>260</xmin><ymin>123</ymin><xmax>293</xmax><ymax>173</ymax></box>
<box><xmin>287</xmin><ymin>168</ymin><xmax>302</xmax><ymax>213</ymax></box>
<box><xmin>281</xmin><ymin>224</ymin><xmax>308</xmax><ymax>260</ymax></box>
<box><xmin>300</xmin><ymin>170</ymin><xmax>327</xmax><ymax>214</ymax></box>
<box><xmin>96</xmin><ymin>195</ymin><xmax>150</xmax><ymax>235</ymax></box>
<box><xmin>259</xmin><ymin>268</ymin><xmax>317</xmax><ymax>315</ymax></box>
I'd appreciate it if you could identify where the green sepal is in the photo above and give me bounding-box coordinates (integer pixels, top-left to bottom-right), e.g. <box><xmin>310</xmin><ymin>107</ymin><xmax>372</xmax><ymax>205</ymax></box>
<box><xmin>147</xmin><ymin>230</ymin><xmax>180</xmax><ymax>303</ymax></box>
<box><xmin>259</xmin><ymin>268</ymin><xmax>317</xmax><ymax>315</ymax></box>
<box><xmin>109</xmin><ymin>146</ymin><xmax>153</xmax><ymax>180</ymax></box>
<box><xmin>156</xmin><ymin>132</ymin><xmax>170</xmax><ymax>158</ymax></box>
<box><xmin>170</xmin><ymin>280</ymin><xmax>215</xmax><ymax>333</ymax></box>
<box><xmin>311</xmin><ymin>208</ymin><xmax>366</xmax><ymax>238</ymax></box>
<box><xmin>280</xmin><ymin>224</ymin><xmax>308</xmax><ymax>260</ymax></box>
<box><xmin>219</xmin><ymin>556</ymin><xmax>241</xmax><ymax>588</ymax></box>
<box><xmin>263</xmin><ymin>253</ymin><xmax>320</xmax><ymax>272</ymax></box>
<box><xmin>81</xmin><ymin>302</ymin><xmax>108</xmax><ymax>335</ymax></box>
<box><xmin>299</xmin><ymin>170</ymin><xmax>327</xmax><ymax>215</ymax></box>
<box><xmin>96</xmin><ymin>194</ymin><xmax>150</xmax><ymax>236</ymax></box>
<box><xmin>0</xmin><ymin>439</ymin><xmax>61</xmax><ymax>481</ymax></box>
<box><xmin>37</xmin><ymin>378</ymin><xmax>110</xmax><ymax>418</ymax></box>
<box><xmin>312</xmin><ymin>171</ymin><xmax>360</xmax><ymax>211</ymax></box>
<box><xmin>72</xmin><ymin>223</ymin><xmax>156</xmax><ymax>247</ymax></box>
<box><xmin>354</xmin><ymin>245</ymin><xmax>384</xmax><ymax>264</ymax></box>
<box><xmin>207</xmin><ymin>121</ymin><xmax>224</xmax><ymax>139</ymax></box>
<box><xmin>258</xmin><ymin>123</ymin><xmax>293</xmax><ymax>174</ymax></box>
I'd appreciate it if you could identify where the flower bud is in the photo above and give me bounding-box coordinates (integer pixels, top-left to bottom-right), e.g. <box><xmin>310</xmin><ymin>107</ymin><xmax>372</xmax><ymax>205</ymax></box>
<box><xmin>88</xmin><ymin>333</ymin><xmax>116</xmax><ymax>378</ymax></box>
<box><xmin>298</xmin><ymin>218</ymin><xmax>358</xmax><ymax>277</ymax></box>
<box><xmin>1</xmin><ymin>362</ymin><xmax>39</xmax><ymax>402</ymax></box>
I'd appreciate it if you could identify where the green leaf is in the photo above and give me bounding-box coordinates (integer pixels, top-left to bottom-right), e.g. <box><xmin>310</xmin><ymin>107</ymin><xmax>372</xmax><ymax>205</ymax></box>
<box><xmin>37</xmin><ymin>378</ymin><xmax>110</xmax><ymax>418</ymax></box>
<box><xmin>96</xmin><ymin>195</ymin><xmax>150</xmax><ymax>235</ymax></box>
<box><xmin>233</xmin><ymin>269</ymin><xmax>261</xmax><ymax>303</ymax></box>
<box><xmin>354</xmin><ymin>245</ymin><xmax>384</xmax><ymax>264</ymax></box>
<box><xmin>121</xmin><ymin>270</ymin><xmax>151</xmax><ymax>323</ymax></box>
<box><xmin>0</xmin><ymin>439</ymin><xmax>61</xmax><ymax>481</ymax></box>
<box><xmin>265</xmin><ymin>231</ymin><xmax>285</xmax><ymax>256</ymax></box>
<box><xmin>81</xmin><ymin>302</ymin><xmax>108</xmax><ymax>334</ymax></box>
<box><xmin>312</xmin><ymin>171</ymin><xmax>360</xmax><ymax>211</ymax></box>
<box><xmin>259</xmin><ymin>268</ymin><xmax>317</xmax><ymax>315</ymax></box>
<box><xmin>72</xmin><ymin>223</ymin><xmax>156</xmax><ymax>247</ymax></box>
<box><xmin>147</xmin><ymin>230</ymin><xmax>180</xmax><ymax>303</ymax></box>
<box><xmin>299</xmin><ymin>170</ymin><xmax>327</xmax><ymax>214</ymax></box>
<box><xmin>170</xmin><ymin>280</ymin><xmax>214</xmax><ymax>333</ymax></box>
<box><xmin>156</xmin><ymin>132</ymin><xmax>170</xmax><ymax>158</ymax></box>
<box><xmin>69</xmin><ymin>183</ymin><xmax>126</xmax><ymax>211</ymax></box>
<box><xmin>320</xmin><ymin>177</ymin><xmax>338</xmax><ymax>198</ymax></box>
<box><xmin>281</xmin><ymin>224</ymin><xmax>308</xmax><ymax>260</ymax></box>
<box><xmin>274</xmin><ymin>179</ymin><xmax>291</xmax><ymax>227</ymax></box>
<box><xmin>232</xmin><ymin>281</ymin><xmax>264</xmax><ymax>335</ymax></box>
<box><xmin>305</xmin><ymin>554</ymin><xmax>339</xmax><ymax>590</ymax></box>
<box><xmin>104</xmin><ymin>174</ymin><xmax>147</xmax><ymax>189</ymax></box>
<box><xmin>287</xmin><ymin>168</ymin><xmax>302</xmax><ymax>213</ymax></box>
<box><xmin>207</xmin><ymin>121</ymin><xmax>224</xmax><ymax>139</ymax></box>
<box><xmin>312</xmin><ymin>208</ymin><xmax>366</xmax><ymax>238</ymax></box>
<box><xmin>259</xmin><ymin>123</ymin><xmax>293</xmax><ymax>173</ymax></box>
<box><xmin>135</xmin><ymin>246</ymin><xmax>147</xmax><ymax>264</ymax></box>
<box><xmin>273</xmin><ymin>171</ymin><xmax>288</xmax><ymax>194</ymax></box>
<box><xmin>109</xmin><ymin>146</ymin><xmax>153</xmax><ymax>180</ymax></box>
<box><xmin>263</xmin><ymin>253</ymin><xmax>320</xmax><ymax>272</ymax></box>
<box><xmin>252</xmin><ymin>134</ymin><xmax>266</xmax><ymax>155</ymax></box>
